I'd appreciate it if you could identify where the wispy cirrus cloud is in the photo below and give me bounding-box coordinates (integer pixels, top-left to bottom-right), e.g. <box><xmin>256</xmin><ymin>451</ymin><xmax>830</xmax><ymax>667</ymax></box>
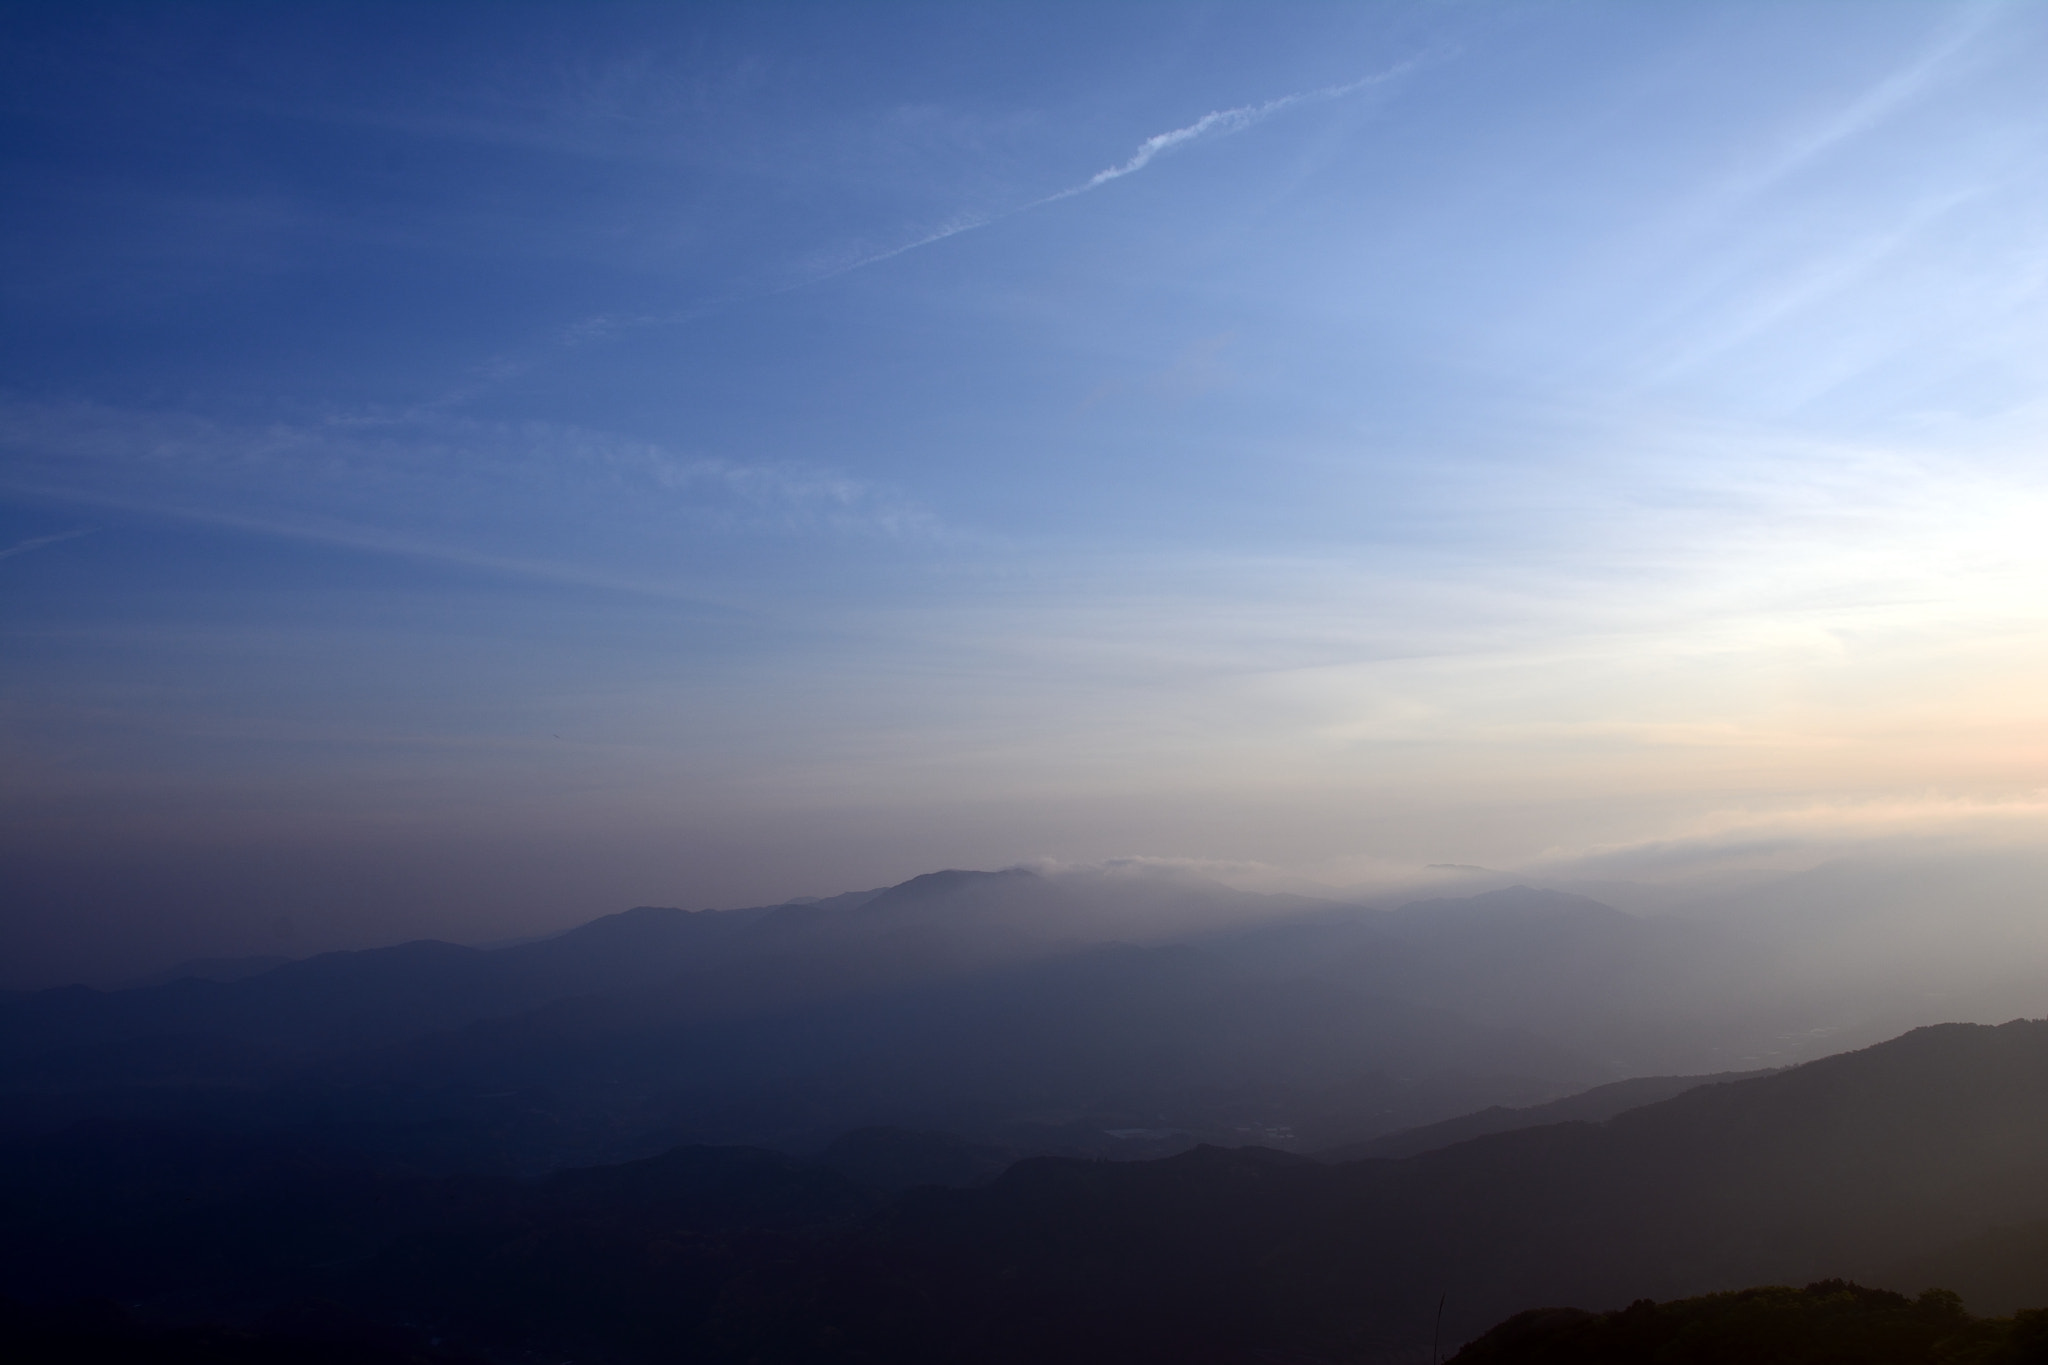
<box><xmin>0</xmin><ymin>528</ymin><xmax>94</xmax><ymax>561</ymax></box>
<box><xmin>0</xmin><ymin>398</ymin><xmax>937</xmax><ymax>595</ymax></box>
<box><xmin>1724</xmin><ymin>2</ymin><xmax>1999</xmax><ymax>209</ymax></box>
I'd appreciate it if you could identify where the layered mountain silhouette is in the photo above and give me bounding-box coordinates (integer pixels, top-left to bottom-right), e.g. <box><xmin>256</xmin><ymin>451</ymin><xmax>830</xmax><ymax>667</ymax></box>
<box><xmin>3</xmin><ymin>1019</ymin><xmax>2045</xmax><ymax>1363</ymax></box>
<box><xmin>1318</xmin><ymin>1065</ymin><xmax>1776</xmax><ymax>1161</ymax></box>
<box><xmin>791</xmin><ymin>1019</ymin><xmax>2048</xmax><ymax>1361</ymax></box>
<box><xmin>5</xmin><ymin>872</ymin><xmax>1749</xmax><ymax>1166</ymax></box>
<box><xmin>0</xmin><ymin>870</ymin><xmax>1276</xmax><ymax>1081</ymax></box>
<box><xmin>6</xmin><ymin>867</ymin><xmax>2047</xmax><ymax>1361</ymax></box>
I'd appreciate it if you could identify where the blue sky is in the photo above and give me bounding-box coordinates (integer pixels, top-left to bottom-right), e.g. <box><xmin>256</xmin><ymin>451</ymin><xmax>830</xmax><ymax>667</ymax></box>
<box><xmin>6</xmin><ymin>1</ymin><xmax>2048</xmax><ymax>981</ymax></box>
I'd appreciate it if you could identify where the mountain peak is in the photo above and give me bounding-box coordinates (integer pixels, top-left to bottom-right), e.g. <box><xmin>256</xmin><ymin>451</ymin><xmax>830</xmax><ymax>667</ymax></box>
<box><xmin>871</xmin><ymin>867</ymin><xmax>1046</xmax><ymax>901</ymax></box>
<box><xmin>856</xmin><ymin>867</ymin><xmax>1082</xmax><ymax>927</ymax></box>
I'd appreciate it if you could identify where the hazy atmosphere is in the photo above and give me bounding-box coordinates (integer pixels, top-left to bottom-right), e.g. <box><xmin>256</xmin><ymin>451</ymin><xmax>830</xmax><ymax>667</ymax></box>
<box><xmin>8</xmin><ymin>7</ymin><xmax>2048</xmax><ymax>1364</ymax></box>
<box><xmin>8</xmin><ymin>0</ymin><xmax>2048</xmax><ymax>985</ymax></box>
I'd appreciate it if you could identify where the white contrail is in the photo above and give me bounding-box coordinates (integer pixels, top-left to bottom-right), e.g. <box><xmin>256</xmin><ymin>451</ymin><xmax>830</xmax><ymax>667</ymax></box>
<box><xmin>817</xmin><ymin>210</ymin><xmax>998</xmax><ymax>276</ymax></box>
<box><xmin>813</xmin><ymin>61</ymin><xmax>1419</xmax><ymax>283</ymax></box>
<box><xmin>533</xmin><ymin>61</ymin><xmax>1422</xmax><ymax>369</ymax></box>
<box><xmin>1050</xmin><ymin>69</ymin><xmax>1408</xmax><ymax>202</ymax></box>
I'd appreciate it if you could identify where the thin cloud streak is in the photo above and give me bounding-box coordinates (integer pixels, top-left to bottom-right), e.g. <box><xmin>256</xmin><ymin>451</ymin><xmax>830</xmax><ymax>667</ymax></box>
<box><xmin>0</xmin><ymin>528</ymin><xmax>93</xmax><ymax>561</ymax></box>
<box><xmin>539</xmin><ymin>62</ymin><xmax>1420</xmax><ymax>374</ymax></box>
<box><xmin>812</xmin><ymin>60</ymin><xmax>1420</xmax><ymax>283</ymax></box>
<box><xmin>0</xmin><ymin>394</ymin><xmax>942</xmax><ymax>612</ymax></box>
<box><xmin>1059</xmin><ymin>69</ymin><xmax>1408</xmax><ymax>196</ymax></box>
<box><xmin>0</xmin><ymin>476</ymin><xmax>753</xmax><ymax>608</ymax></box>
<box><xmin>1729</xmin><ymin>2</ymin><xmax>1998</xmax><ymax>205</ymax></box>
<box><xmin>0</xmin><ymin>397</ymin><xmax>938</xmax><ymax>541</ymax></box>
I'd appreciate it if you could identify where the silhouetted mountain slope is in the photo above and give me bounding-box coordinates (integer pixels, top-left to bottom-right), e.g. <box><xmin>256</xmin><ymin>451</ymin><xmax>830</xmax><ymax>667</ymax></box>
<box><xmin>326</xmin><ymin>936</ymin><xmax>1596</xmax><ymax>1160</ymax></box>
<box><xmin>1209</xmin><ymin>885</ymin><xmax>1782</xmax><ymax>1073</ymax></box>
<box><xmin>1448</xmin><ymin>1281</ymin><xmax>2048</xmax><ymax>1365</ymax></box>
<box><xmin>0</xmin><ymin>941</ymin><xmax>513</xmax><ymax>1091</ymax></box>
<box><xmin>815</xmin><ymin>1126</ymin><xmax>1023</xmax><ymax>1193</ymax></box>
<box><xmin>540</xmin><ymin>1141</ymin><xmax>875</xmax><ymax>1226</ymax></box>
<box><xmin>1320</xmin><ymin>1067</ymin><xmax>1776</xmax><ymax>1161</ymax></box>
<box><xmin>782</xmin><ymin>1019</ymin><xmax>2048</xmax><ymax>1360</ymax></box>
<box><xmin>1888</xmin><ymin>1219</ymin><xmax>2048</xmax><ymax>1317</ymax></box>
<box><xmin>0</xmin><ymin>1121</ymin><xmax>882</xmax><ymax>1353</ymax></box>
<box><xmin>0</xmin><ymin>1295</ymin><xmax>485</xmax><ymax>1365</ymax></box>
<box><xmin>0</xmin><ymin>888</ymin><xmax>898</xmax><ymax>1090</ymax></box>
<box><xmin>0</xmin><ymin>869</ymin><xmax>1325</xmax><ymax>1098</ymax></box>
<box><xmin>4</xmin><ymin>1021</ymin><xmax>2046</xmax><ymax>1364</ymax></box>
<box><xmin>0</xmin><ymin>874</ymin><xmax>1929</xmax><ymax>1179</ymax></box>
<box><xmin>119</xmin><ymin>955</ymin><xmax>299</xmax><ymax>990</ymax></box>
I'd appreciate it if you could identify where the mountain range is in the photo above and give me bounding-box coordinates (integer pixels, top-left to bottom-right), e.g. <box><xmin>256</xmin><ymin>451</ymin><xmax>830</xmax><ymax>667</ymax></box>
<box><xmin>4</xmin><ymin>866</ymin><xmax>2047</xmax><ymax>1361</ymax></box>
<box><xmin>0</xmin><ymin>869</ymin><xmax>1890</xmax><ymax>1168</ymax></box>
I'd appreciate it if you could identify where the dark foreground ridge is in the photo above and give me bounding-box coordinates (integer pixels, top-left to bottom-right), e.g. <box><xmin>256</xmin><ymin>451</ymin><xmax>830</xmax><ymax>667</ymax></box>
<box><xmin>0</xmin><ymin>1294</ymin><xmax>484</xmax><ymax>1365</ymax></box>
<box><xmin>1451</xmin><ymin>1281</ymin><xmax>2048</xmax><ymax>1365</ymax></box>
<box><xmin>1</xmin><ymin>1019</ymin><xmax>2046</xmax><ymax>1362</ymax></box>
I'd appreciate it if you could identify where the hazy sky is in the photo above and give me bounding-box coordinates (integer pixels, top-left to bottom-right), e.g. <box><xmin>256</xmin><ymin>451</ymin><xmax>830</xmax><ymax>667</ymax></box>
<box><xmin>7</xmin><ymin>1</ymin><xmax>2048</xmax><ymax>982</ymax></box>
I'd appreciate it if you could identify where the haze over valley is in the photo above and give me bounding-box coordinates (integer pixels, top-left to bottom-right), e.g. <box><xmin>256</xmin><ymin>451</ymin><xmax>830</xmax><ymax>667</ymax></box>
<box><xmin>5</xmin><ymin>3</ymin><xmax>2048</xmax><ymax>1361</ymax></box>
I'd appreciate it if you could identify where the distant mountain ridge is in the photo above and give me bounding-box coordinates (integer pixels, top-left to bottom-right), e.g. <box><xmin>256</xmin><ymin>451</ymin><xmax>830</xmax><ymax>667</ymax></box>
<box><xmin>1</xmin><ymin>873</ymin><xmax>1674</xmax><ymax>1162</ymax></box>
<box><xmin>0</xmin><ymin>869</ymin><xmax>1302</xmax><ymax>1074</ymax></box>
<box><xmin>0</xmin><ymin>869</ymin><xmax>1986</xmax><ymax>1174</ymax></box>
